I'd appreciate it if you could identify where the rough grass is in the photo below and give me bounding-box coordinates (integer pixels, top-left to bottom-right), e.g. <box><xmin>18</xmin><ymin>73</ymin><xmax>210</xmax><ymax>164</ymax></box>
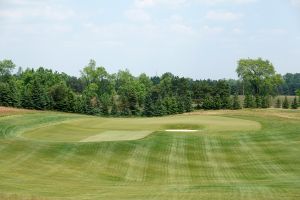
<box><xmin>0</xmin><ymin>108</ymin><xmax>299</xmax><ymax>199</ymax></box>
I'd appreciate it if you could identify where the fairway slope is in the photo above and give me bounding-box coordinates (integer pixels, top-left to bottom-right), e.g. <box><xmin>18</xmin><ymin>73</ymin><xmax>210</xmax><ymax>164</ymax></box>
<box><xmin>0</xmin><ymin>109</ymin><xmax>299</xmax><ymax>200</ymax></box>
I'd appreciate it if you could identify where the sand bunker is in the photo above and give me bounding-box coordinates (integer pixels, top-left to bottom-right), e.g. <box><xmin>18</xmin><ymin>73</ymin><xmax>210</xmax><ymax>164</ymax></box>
<box><xmin>165</xmin><ymin>129</ymin><xmax>198</xmax><ymax>132</ymax></box>
<box><xmin>80</xmin><ymin>130</ymin><xmax>152</xmax><ymax>142</ymax></box>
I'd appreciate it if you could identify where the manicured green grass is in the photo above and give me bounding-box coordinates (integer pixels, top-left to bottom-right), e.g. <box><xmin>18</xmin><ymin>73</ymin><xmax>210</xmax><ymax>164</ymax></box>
<box><xmin>0</xmin><ymin>108</ymin><xmax>299</xmax><ymax>199</ymax></box>
<box><xmin>21</xmin><ymin>115</ymin><xmax>260</xmax><ymax>142</ymax></box>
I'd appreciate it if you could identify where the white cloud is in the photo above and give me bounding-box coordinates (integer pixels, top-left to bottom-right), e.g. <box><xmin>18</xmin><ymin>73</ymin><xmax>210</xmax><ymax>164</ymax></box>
<box><xmin>290</xmin><ymin>0</ymin><xmax>300</xmax><ymax>7</ymax></box>
<box><xmin>133</xmin><ymin>0</ymin><xmax>257</xmax><ymax>8</ymax></box>
<box><xmin>196</xmin><ymin>0</ymin><xmax>257</xmax><ymax>5</ymax></box>
<box><xmin>125</xmin><ymin>8</ymin><xmax>151</xmax><ymax>22</ymax></box>
<box><xmin>134</xmin><ymin>0</ymin><xmax>156</xmax><ymax>8</ymax></box>
<box><xmin>232</xmin><ymin>28</ymin><xmax>243</xmax><ymax>34</ymax></box>
<box><xmin>259</xmin><ymin>28</ymin><xmax>288</xmax><ymax>36</ymax></box>
<box><xmin>134</xmin><ymin>0</ymin><xmax>189</xmax><ymax>9</ymax></box>
<box><xmin>205</xmin><ymin>10</ymin><xmax>243</xmax><ymax>21</ymax></box>
<box><xmin>0</xmin><ymin>5</ymin><xmax>75</xmax><ymax>21</ymax></box>
<box><xmin>202</xmin><ymin>25</ymin><xmax>224</xmax><ymax>34</ymax></box>
<box><xmin>171</xmin><ymin>23</ymin><xmax>194</xmax><ymax>34</ymax></box>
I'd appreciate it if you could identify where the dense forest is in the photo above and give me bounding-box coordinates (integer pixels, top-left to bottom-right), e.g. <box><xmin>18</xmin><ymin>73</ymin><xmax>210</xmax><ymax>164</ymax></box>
<box><xmin>0</xmin><ymin>58</ymin><xmax>299</xmax><ymax>116</ymax></box>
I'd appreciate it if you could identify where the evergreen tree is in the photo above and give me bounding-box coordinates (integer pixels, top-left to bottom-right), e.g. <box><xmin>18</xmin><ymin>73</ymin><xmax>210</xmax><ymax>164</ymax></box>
<box><xmin>243</xmin><ymin>94</ymin><xmax>251</xmax><ymax>108</ymax></box>
<box><xmin>184</xmin><ymin>95</ymin><xmax>193</xmax><ymax>112</ymax></box>
<box><xmin>31</xmin><ymin>79</ymin><xmax>48</xmax><ymax>110</ymax></box>
<box><xmin>291</xmin><ymin>97</ymin><xmax>298</xmax><ymax>109</ymax></box>
<box><xmin>215</xmin><ymin>94</ymin><xmax>222</xmax><ymax>110</ymax></box>
<box><xmin>74</xmin><ymin>96</ymin><xmax>84</xmax><ymax>114</ymax></box>
<box><xmin>49</xmin><ymin>83</ymin><xmax>70</xmax><ymax>111</ymax></box>
<box><xmin>21</xmin><ymin>85</ymin><xmax>33</xmax><ymax>109</ymax></box>
<box><xmin>110</xmin><ymin>102</ymin><xmax>119</xmax><ymax>116</ymax></box>
<box><xmin>7</xmin><ymin>80</ymin><xmax>20</xmax><ymax>107</ymax></box>
<box><xmin>249</xmin><ymin>95</ymin><xmax>256</xmax><ymax>108</ymax></box>
<box><xmin>153</xmin><ymin>98</ymin><xmax>166</xmax><ymax>116</ymax></box>
<box><xmin>261</xmin><ymin>96</ymin><xmax>270</xmax><ymax>108</ymax></box>
<box><xmin>232</xmin><ymin>94</ymin><xmax>241</xmax><ymax>110</ymax></box>
<box><xmin>275</xmin><ymin>98</ymin><xmax>281</xmax><ymax>108</ymax></box>
<box><xmin>282</xmin><ymin>96</ymin><xmax>289</xmax><ymax>109</ymax></box>
<box><xmin>0</xmin><ymin>83</ymin><xmax>10</xmax><ymax>106</ymax></box>
<box><xmin>176</xmin><ymin>96</ymin><xmax>185</xmax><ymax>114</ymax></box>
<box><xmin>66</xmin><ymin>91</ymin><xmax>76</xmax><ymax>113</ymax></box>
<box><xmin>202</xmin><ymin>96</ymin><xmax>214</xmax><ymax>110</ymax></box>
<box><xmin>255</xmin><ymin>95</ymin><xmax>262</xmax><ymax>108</ymax></box>
<box><xmin>170</xmin><ymin>97</ymin><xmax>179</xmax><ymax>114</ymax></box>
<box><xmin>244</xmin><ymin>94</ymin><xmax>256</xmax><ymax>108</ymax></box>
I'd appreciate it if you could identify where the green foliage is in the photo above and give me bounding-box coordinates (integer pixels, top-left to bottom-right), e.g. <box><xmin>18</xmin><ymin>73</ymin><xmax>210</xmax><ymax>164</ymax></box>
<box><xmin>279</xmin><ymin>73</ymin><xmax>300</xmax><ymax>95</ymax></box>
<box><xmin>282</xmin><ymin>96</ymin><xmax>290</xmax><ymax>109</ymax></box>
<box><xmin>232</xmin><ymin>94</ymin><xmax>241</xmax><ymax>110</ymax></box>
<box><xmin>0</xmin><ymin>58</ymin><xmax>297</xmax><ymax>116</ymax></box>
<box><xmin>31</xmin><ymin>79</ymin><xmax>48</xmax><ymax>110</ymax></box>
<box><xmin>275</xmin><ymin>98</ymin><xmax>281</xmax><ymax>108</ymax></box>
<box><xmin>236</xmin><ymin>58</ymin><xmax>283</xmax><ymax>96</ymax></box>
<box><xmin>110</xmin><ymin>102</ymin><xmax>119</xmax><ymax>116</ymax></box>
<box><xmin>261</xmin><ymin>96</ymin><xmax>270</xmax><ymax>108</ymax></box>
<box><xmin>291</xmin><ymin>97</ymin><xmax>298</xmax><ymax>109</ymax></box>
<box><xmin>244</xmin><ymin>94</ymin><xmax>256</xmax><ymax>108</ymax></box>
<box><xmin>0</xmin><ymin>59</ymin><xmax>15</xmax><ymax>81</ymax></box>
<box><xmin>0</xmin><ymin>79</ymin><xmax>20</xmax><ymax>107</ymax></box>
<box><xmin>255</xmin><ymin>95</ymin><xmax>262</xmax><ymax>108</ymax></box>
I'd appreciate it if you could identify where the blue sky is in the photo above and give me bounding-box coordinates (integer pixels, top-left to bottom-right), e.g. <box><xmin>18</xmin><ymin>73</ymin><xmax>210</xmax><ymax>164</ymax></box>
<box><xmin>0</xmin><ymin>0</ymin><xmax>299</xmax><ymax>79</ymax></box>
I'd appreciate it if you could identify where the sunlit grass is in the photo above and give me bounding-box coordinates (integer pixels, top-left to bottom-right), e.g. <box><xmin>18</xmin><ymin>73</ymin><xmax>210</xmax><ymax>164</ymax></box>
<box><xmin>0</xmin><ymin>108</ymin><xmax>299</xmax><ymax>199</ymax></box>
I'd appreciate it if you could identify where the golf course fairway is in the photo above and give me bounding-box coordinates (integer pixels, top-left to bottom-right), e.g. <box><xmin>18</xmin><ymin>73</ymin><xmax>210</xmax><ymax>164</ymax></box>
<box><xmin>0</xmin><ymin>108</ymin><xmax>299</xmax><ymax>199</ymax></box>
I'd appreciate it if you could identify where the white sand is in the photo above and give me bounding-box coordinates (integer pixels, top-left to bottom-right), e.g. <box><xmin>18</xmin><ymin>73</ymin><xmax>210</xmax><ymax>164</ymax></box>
<box><xmin>80</xmin><ymin>130</ymin><xmax>152</xmax><ymax>142</ymax></box>
<box><xmin>165</xmin><ymin>129</ymin><xmax>198</xmax><ymax>132</ymax></box>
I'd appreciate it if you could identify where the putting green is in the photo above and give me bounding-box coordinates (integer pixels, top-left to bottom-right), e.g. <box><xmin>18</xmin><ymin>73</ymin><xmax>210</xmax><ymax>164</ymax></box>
<box><xmin>22</xmin><ymin>115</ymin><xmax>261</xmax><ymax>142</ymax></box>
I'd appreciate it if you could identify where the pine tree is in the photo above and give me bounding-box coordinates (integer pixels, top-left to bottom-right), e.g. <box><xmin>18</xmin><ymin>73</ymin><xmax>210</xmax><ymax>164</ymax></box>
<box><xmin>232</xmin><ymin>93</ymin><xmax>241</xmax><ymax>110</ymax></box>
<box><xmin>282</xmin><ymin>96</ymin><xmax>289</xmax><ymax>109</ymax></box>
<box><xmin>249</xmin><ymin>95</ymin><xmax>256</xmax><ymax>108</ymax></box>
<box><xmin>275</xmin><ymin>98</ymin><xmax>281</xmax><ymax>108</ymax></box>
<box><xmin>202</xmin><ymin>96</ymin><xmax>214</xmax><ymax>110</ymax></box>
<box><xmin>31</xmin><ymin>79</ymin><xmax>48</xmax><ymax>110</ymax></box>
<box><xmin>213</xmin><ymin>94</ymin><xmax>222</xmax><ymax>110</ymax></box>
<box><xmin>184</xmin><ymin>95</ymin><xmax>193</xmax><ymax>112</ymax></box>
<box><xmin>66</xmin><ymin>91</ymin><xmax>76</xmax><ymax>113</ymax></box>
<box><xmin>153</xmin><ymin>98</ymin><xmax>166</xmax><ymax>116</ymax></box>
<box><xmin>244</xmin><ymin>95</ymin><xmax>256</xmax><ymax>108</ymax></box>
<box><xmin>21</xmin><ymin>85</ymin><xmax>33</xmax><ymax>109</ymax></box>
<box><xmin>176</xmin><ymin>97</ymin><xmax>185</xmax><ymax>114</ymax></box>
<box><xmin>101</xmin><ymin>104</ymin><xmax>109</xmax><ymax>116</ymax></box>
<box><xmin>111</xmin><ymin>102</ymin><xmax>119</xmax><ymax>116</ymax></box>
<box><xmin>0</xmin><ymin>83</ymin><xmax>9</xmax><ymax>106</ymax></box>
<box><xmin>291</xmin><ymin>97</ymin><xmax>298</xmax><ymax>109</ymax></box>
<box><xmin>243</xmin><ymin>94</ymin><xmax>250</xmax><ymax>108</ymax></box>
<box><xmin>255</xmin><ymin>95</ymin><xmax>262</xmax><ymax>108</ymax></box>
<box><xmin>261</xmin><ymin>96</ymin><xmax>270</xmax><ymax>108</ymax></box>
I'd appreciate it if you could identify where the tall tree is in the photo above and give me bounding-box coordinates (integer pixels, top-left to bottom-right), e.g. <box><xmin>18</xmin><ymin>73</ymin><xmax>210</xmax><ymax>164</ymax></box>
<box><xmin>0</xmin><ymin>59</ymin><xmax>15</xmax><ymax>81</ymax></box>
<box><xmin>236</xmin><ymin>58</ymin><xmax>283</xmax><ymax>96</ymax></box>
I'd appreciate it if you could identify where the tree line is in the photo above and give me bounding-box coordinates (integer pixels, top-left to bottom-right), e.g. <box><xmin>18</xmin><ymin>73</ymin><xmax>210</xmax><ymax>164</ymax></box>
<box><xmin>0</xmin><ymin>58</ymin><xmax>299</xmax><ymax>116</ymax></box>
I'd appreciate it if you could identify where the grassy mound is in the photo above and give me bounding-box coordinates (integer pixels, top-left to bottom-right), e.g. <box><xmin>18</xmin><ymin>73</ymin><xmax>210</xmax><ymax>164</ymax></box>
<box><xmin>21</xmin><ymin>115</ymin><xmax>260</xmax><ymax>142</ymax></box>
